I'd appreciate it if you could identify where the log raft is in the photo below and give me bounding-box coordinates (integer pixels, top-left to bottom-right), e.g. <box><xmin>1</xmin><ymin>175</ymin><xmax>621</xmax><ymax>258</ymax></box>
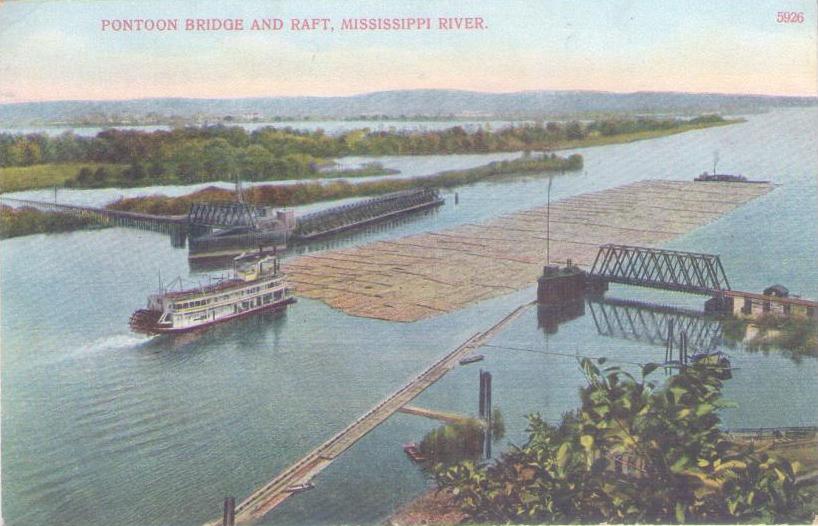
<box><xmin>284</xmin><ymin>180</ymin><xmax>773</xmax><ymax>322</ymax></box>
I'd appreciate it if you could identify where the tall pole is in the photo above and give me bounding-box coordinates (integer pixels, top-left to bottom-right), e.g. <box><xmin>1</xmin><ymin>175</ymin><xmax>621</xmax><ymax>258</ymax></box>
<box><xmin>546</xmin><ymin>174</ymin><xmax>553</xmax><ymax>265</ymax></box>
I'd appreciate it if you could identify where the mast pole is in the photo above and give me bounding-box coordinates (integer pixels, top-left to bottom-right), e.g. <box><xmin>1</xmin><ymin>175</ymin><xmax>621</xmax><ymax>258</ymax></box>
<box><xmin>546</xmin><ymin>174</ymin><xmax>553</xmax><ymax>265</ymax></box>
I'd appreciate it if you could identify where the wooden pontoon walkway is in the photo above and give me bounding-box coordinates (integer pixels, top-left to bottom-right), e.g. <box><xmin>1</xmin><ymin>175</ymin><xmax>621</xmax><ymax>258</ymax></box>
<box><xmin>205</xmin><ymin>302</ymin><xmax>533</xmax><ymax>526</ymax></box>
<box><xmin>0</xmin><ymin>196</ymin><xmax>186</xmax><ymax>233</ymax></box>
<box><xmin>397</xmin><ymin>405</ymin><xmax>482</xmax><ymax>426</ymax></box>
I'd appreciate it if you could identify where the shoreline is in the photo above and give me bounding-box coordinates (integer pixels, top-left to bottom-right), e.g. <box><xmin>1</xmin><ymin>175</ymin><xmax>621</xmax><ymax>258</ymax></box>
<box><xmin>386</xmin><ymin>488</ymin><xmax>465</xmax><ymax>526</ymax></box>
<box><xmin>104</xmin><ymin>154</ymin><xmax>582</xmax><ymax>215</ymax></box>
<box><xmin>0</xmin><ymin>118</ymin><xmax>739</xmax><ymax>194</ymax></box>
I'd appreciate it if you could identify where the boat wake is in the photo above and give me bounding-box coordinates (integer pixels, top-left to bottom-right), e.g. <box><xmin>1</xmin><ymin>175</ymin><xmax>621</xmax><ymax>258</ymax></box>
<box><xmin>83</xmin><ymin>334</ymin><xmax>154</xmax><ymax>354</ymax></box>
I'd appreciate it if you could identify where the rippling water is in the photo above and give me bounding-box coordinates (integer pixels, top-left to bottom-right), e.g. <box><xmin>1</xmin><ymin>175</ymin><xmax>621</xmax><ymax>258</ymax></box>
<box><xmin>2</xmin><ymin>109</ymin><xmax>816</xmax><ymax>526</ymax></box>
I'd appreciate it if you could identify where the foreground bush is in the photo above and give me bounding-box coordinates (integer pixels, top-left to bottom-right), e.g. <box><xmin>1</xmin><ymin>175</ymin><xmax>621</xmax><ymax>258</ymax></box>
<box><xmin>435</xmin><ymin>359</ymin><xmax>809</xmax><ymax>524</ymax></box>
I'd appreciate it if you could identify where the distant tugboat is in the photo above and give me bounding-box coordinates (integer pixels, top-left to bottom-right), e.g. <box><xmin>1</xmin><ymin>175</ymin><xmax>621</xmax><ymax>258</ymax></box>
<box><xmin>129</xmin><ymin>250</ymin><xmax>294</xmax><ymax>334</ymax></box>
<box><xmin>694</xmin><ymin>171</ymin><xmax>748</xmax><ymax>183</ymax></box>
<box><xmin>694</xmin><ymin>154</ymin><xmax>767</xmax><ymax>183</ymax></box>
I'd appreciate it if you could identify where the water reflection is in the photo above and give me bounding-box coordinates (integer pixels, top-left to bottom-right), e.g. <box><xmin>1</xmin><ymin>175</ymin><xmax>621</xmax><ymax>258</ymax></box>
<box><xmin>586</xmin><ymin>297</ymin><xmax>723</xmax><ymax>353</ymax></box>
<box><xmin>537</xmin><ymin>301</ymin><xmax>585</xmax><ymax>335</ymax></box>
<box><xmin>537</xmin><ymin>297</ymin><xmax>723</xmax><ymax>353</ymax></box>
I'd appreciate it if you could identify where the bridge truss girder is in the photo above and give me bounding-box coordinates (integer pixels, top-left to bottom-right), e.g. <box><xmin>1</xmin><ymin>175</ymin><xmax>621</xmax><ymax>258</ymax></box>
<box><xmin>589</xmin><ymin>244</ymin><xmax>731</xmax><ymax>295</ymax></box>
<box><xmin>187</xmin><ymin>202</ymin><xmax>257</xmax><ymax>230</ymax></box>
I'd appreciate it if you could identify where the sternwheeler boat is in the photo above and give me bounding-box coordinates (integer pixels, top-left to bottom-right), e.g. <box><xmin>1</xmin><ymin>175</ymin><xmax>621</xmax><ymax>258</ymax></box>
<box><xmin>129</xmin><ymin>250</ymin><xmax>294</xmax><ymax>335</ymax></box>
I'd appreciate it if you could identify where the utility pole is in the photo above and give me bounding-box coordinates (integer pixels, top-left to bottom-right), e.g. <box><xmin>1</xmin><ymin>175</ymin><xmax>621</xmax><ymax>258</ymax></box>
<box><xmin>546</xmin><ymin>174</ymin><xmax>553</xmax><ymax>265</ymax></box>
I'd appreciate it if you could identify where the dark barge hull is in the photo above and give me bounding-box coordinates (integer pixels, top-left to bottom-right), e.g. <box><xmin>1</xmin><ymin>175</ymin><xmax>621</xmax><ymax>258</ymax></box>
<box><xmin>292</xmin><ymin>198</ymin><xmax>443</xmax><ymax>242</ymax></box>
<box><xmin>188</xmin><ymin>229</ymin><xmax>288</xmax><ymax>260</ymax></box>
<box><xmin>129</xmin><ymin>297</ymin><xmax>296</xmax><ymax>335</ymax></box>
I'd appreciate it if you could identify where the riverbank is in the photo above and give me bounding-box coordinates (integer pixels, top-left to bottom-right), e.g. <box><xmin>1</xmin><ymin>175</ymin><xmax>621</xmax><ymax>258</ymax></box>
<box><xmin>387</xmin><ymin>488</ymin><xmax>465</xmax><ymax>526</ymax></box>
<box><xmin>0</xmin><ymin>162</ymin><xmax>128</xmax><ymax>193</ymax></box>
<box><xmin>723</xmin><ymin>315</ymin><xmax>818</xmax><ymax>360</ymax></box>
<box><xmin>548</xmin><ymin>117</ymin><xmax>741</xmax><ymax>150</ymax></box>
<box><xmin>105</xmin><ymin>153</ymin><xmax>582</xmax><ymax>215</ymax></box>
<box><xmin>0</xmin><ymin>205</ymin><xmax>105</xmax><ymax>239</ymax></box>
<box><xmin>0</xmin><ymin>115</ymin><xmax>738</xmax><ymax>193</ymax></box>
<box><xmin>0</xmin><ymin>161</ymin><xmax>399</xmax><ymax>193</ymax></box>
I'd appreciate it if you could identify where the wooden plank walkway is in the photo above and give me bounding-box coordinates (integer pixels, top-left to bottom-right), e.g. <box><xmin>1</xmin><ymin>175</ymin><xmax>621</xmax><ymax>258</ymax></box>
<box><xmin>0</xmin><ymin>196</ymin><xmax>187</xmax><ymax>231</ymax></box>
<box><xmin>206</xmin><ymin>301</ymin><xmax>534</xmax><ymax>526</ymax></box>
<box><xmin>398</xmin><ymin>405</ymin><xmax>483</xmax><ymax>427</ymax></box>
<box><xmin>285</xmin><ymin>180</ymin><xmax>773</xmax><ymax>322</ymax></box>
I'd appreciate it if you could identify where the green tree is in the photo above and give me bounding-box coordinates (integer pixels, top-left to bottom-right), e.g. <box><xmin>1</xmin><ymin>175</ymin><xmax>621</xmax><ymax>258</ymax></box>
<box><xmin>202</xmin><ymin>138</ymin><xmax>238</xmax><ymax>181</ymax></box>
<box><xmin>76</xmin><ymin>167</ymin><xmax>93</xmax><ymax>185</ymax></box>
<box><xmin>565</xmin><ymin>120</ymin><xmax>585</xmax><ymax>140</ymax></box>
<box><xmin>435</xmin><ymin>360</ymin><xmax>809</xmax><ymax>524</ymax></box>
<box><xmin>90</xmin><ymin>167</ymin><xmax>109</xmax><ymax>185</ymax></box>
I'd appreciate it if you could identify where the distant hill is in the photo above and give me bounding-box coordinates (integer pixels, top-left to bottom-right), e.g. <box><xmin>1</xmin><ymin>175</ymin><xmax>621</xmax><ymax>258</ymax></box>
<box><xmin>1</xmin><ymin>89</ymin><xmax>816</xmax><ymax>126</ymax></box>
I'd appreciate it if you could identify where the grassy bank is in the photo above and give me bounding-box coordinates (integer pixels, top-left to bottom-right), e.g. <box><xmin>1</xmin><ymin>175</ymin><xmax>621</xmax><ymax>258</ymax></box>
<box><xmin>547</xmin><ymin>118</ymin><xmax>743</xmax><ymax>150</ymax></box>
<box><xmin>0</xmin><ymin>205</ymin><xmax>105</xmax><ymax>239</ymax></box>
<box><xmin>1</xmin><ymin>115</ymin><xmax>738</xmax><ymax>192</ymax></box>
<box><xmin>0</xmin><ymin>161</ymin><xmax>397</xmax><ymax>193</ymax></box>
<box><xmin>301</xmin><ymin>161</ymin><xmax>400</xmax><ymax>179</ymax></box>
<box><xmin>0</xmin><ymin>163</ymin><xmax>127</xmax><ymax>192</ymax></box>
<box><xmin>106</xmin><ymin>153</ymin><xmax>583</xmax><ymax>215</ymax></box>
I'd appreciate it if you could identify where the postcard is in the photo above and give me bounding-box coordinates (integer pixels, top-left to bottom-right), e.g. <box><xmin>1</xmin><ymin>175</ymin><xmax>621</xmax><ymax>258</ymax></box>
<box><xmin>1</xmin><ymin>1</ymin><xmax>816</xmax><ymax>525</ymax></box>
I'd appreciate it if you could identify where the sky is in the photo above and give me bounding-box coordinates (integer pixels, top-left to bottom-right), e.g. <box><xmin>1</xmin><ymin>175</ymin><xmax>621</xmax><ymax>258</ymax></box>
<box><xmin>0</xmin><ymin>0</ymin><xmax>816</xmax><ymax>103</ymax></box>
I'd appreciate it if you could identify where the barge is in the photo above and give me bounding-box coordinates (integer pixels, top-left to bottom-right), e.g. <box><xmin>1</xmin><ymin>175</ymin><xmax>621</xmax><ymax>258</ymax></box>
<box><xmin>129</xmin><ymin>250</ymin><xmax>294</xmax><ymax>334</ymax></box>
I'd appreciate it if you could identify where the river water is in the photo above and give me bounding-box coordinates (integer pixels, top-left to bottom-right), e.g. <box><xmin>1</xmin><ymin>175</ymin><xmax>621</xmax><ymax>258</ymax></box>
<box><xmin>1</xmin><ymin>109</ymin><xmax>816</xmax><ymax>526</ymax></box>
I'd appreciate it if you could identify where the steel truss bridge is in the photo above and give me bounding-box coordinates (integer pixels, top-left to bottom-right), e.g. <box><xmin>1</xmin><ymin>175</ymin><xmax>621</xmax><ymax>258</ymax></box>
<box><xmin>187</xmin><ymin>201</ymin><xmax>259</xmax><ymax>231</ymax></box>
<box><xmin>588</xmin><ymin>244</ymin><xmax>731</xmax><ymax>295</ymax></box>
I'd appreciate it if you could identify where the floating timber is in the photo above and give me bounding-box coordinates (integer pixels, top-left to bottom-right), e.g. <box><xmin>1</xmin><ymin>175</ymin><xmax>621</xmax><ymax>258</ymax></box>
<box><xmin>291</xmin><ymin>188</ymin><xmax>443</xmax><ymax>241</ymax></box>
<box><xmin>284</xmin><ymin>180</ymin><xmax>773</xmax><ymax>322</ymax></box>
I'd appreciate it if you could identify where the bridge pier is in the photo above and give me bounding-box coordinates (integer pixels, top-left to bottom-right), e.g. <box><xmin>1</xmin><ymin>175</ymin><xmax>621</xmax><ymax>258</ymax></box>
<box><xmin>170</xmin><ymin>226</ymin><xmax>187</xmax><ymax>248</ymax></box>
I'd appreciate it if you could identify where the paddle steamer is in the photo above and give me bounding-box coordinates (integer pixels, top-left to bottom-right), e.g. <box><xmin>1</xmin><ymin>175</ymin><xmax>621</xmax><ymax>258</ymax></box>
<box><xmin>129</xmin><ymin>251</ymin><xmax>294</xmax><ymax>334</ymax></box>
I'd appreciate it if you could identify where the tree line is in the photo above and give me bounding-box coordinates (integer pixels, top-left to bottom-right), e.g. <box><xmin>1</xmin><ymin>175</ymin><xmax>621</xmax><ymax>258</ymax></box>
<box><xmin>0</xmin><ymin>115</ymin><xmax>725</xmax><ymax>187</ymax></box>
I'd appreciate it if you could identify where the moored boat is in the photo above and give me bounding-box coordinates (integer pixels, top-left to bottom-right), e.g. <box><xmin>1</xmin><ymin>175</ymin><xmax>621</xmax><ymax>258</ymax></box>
<box><xmin>459</xmin><ymin>354</ymin><xmax>485</xmax><ymax>365</ymax></box>
<box><xmin>129</xmin><ymin>250</ymin><xmax>294</xmax><ymax>334</ymax></box>
<box><xmin>285</xmin><ymin>481</ymin><xmax>315</xmax><ymax>494</ymax></box>
<box><xmin>403</xmin><ymin>442</ymin><xmax>427</xmax><ymax>463</ymax></box>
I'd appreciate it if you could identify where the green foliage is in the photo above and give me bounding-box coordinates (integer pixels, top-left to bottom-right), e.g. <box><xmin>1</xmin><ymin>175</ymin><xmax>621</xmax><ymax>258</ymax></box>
<box><xmin>106</xmin><ymin>153</ymin><xmax>583</xmax><ymax>214</ymax></box>
<box><xmin>434</xmin><ymin>359</ymin><xmax>810</xmax><ymax>524</ymax></box>
<box><xmin>0</xmin><ymin>116</ymin><xmax>732</xmax><ymax>191</ymax></box>
<box><xmin>0</xmin><ymin>163</ymin><xmax>127</xmax><ymax>192</ymax></box>
<box><xmin>420</xmin><ymin>419</ymin><xmax>486</xmax><ymax>467</ymax></box>
<box><xmin>0</xmin><ymin>205</ymin><xmax>103</xmax><ymax>239</ymax></box>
